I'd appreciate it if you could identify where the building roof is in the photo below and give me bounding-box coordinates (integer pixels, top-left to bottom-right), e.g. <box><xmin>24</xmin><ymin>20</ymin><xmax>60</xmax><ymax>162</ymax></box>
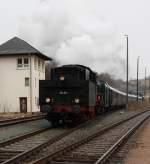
<box><xmin>0</xmin><ymin>37</ymin><xmax>52</xmax><ymax>60</ymax></box>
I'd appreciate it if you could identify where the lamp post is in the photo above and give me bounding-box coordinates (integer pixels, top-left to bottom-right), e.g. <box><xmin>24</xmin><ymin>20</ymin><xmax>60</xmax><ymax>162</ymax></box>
<box><xmin>137</xmin><ymin>56</ymin><xmax>140</xmax><ymax>101</ymax></box>
<box><xmin>144</xmin><ymin>67</ymin><xmax>147</xmax><ymax>100</ymax></box>
<box><xmin>125</xmin><ymin>34</ymin><xmax>129</xmax><ymax>109</ymax></box>
<box><xmin>149</xmin><ymin>74</ymin><xmax>150</xmax><ymax>102</ymax></box>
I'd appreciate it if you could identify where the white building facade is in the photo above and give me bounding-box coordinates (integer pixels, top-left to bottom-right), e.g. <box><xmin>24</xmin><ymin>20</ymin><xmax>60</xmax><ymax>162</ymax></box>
<box><xmin>0</xmin><ymin>37</ymin><xmax>51</xmax><ymax>113</ymax></box>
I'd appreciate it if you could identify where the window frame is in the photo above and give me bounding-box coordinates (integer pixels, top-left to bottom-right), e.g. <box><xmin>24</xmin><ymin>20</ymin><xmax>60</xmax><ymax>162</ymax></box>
<box><xmin>38</xmin><ymin>59</ymin><xmax>41</xmax><ymax>70</ymax></box>
<box><xmin>17</xmin><ymin>58</ymin><xmax>23</xmax><ymax>68</ymax></box>
<box><xmin>17</xmin><ymin>58</ymin><xmax>30</xmax><ymax>69</ymax></box>
<box><xmin>24</xmin><ymin>58</ymin><xmax>29</xmax><ymax>67</ymax></box>
<box><xmin>42</xmin><ymin>61</ymin><xmax>44</xmax><ymax>72</ymax></box>
<box><xmin>25</xmin><ymin>77</ymin><xmax>30</xmax><ymax>87</ymax></box>
<box><xmin>34</xmin><ymin>58</ymin><xmax>37</xmax><ymax>70</ymax></box>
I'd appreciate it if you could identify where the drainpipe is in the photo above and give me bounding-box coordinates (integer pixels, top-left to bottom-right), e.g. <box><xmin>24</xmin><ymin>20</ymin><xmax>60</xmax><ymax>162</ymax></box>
<box><xmin>30</xmin><ymin>54</ymin><xmax>32</xmax><ymax>113</ymax></box>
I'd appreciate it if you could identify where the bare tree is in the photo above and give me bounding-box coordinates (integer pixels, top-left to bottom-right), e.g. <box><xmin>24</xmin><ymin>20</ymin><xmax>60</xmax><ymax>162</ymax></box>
<box><xmin>97</xmin><ymin>73</ymin><xmax>114</xmax><ymax>85</ymax></box>
<box><xmin>97</xmin><ymin>73</ymin><xmax>127</xmax><ymax>92</ymax></box>
<box><xmin>45</xmin><ymin>60</ymin><xmax>59</xmax><ymax>80</ymax></box>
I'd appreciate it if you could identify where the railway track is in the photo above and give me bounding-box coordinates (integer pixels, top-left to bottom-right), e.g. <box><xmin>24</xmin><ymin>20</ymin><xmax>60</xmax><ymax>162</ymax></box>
<box><xmin>0</xmin><ymin>110</ymin><xmax>148</xmax><ymax>164</ymax></box>
<box><xmin>30</xmin><ymin>110</ymin><xmax>150</xmax><ymax>164</ymax></box>
<box><xmin>0</xmin><ymin>126</ymin><xmax>50</xmax><ymax>148</ymax></box>
<box><xmin>0</xmin><ymin>127</ymin><xmax>69</xmax><ymax>163</ymax></box>
<box><xmin>105</xmin><ymin>117</ymin><xmax>150</xmax><ymax>164</ymax></box>
<box><xmin>0</xmin><ymin>114</ymin><xmax>101</xmax><ymax>164</ymax></box>
<box><xmin>0</xmin><ymin>114</ymin><xmax>46</xmax><ymax>127</ymax></box>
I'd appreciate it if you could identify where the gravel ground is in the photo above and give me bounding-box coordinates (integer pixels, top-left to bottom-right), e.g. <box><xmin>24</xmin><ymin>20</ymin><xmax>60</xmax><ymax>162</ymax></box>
<box><xmin>0</xmin><ymin>112</ymin><xmax>41</xmax><ymax>119</ymax></box>
<box><xmin>124</xmin><ymin>117</ymin><xmax>150</xmax><ymax>164</ymax></box>
<box><xmin>128</xmin><ymin>101</ymin><xmax>150</xmax><ymax>111</ymax></box>
<box><xmin>0</xmin><ymin>119</ymin><xmax>50</xmax><ymax>142</ymax></box>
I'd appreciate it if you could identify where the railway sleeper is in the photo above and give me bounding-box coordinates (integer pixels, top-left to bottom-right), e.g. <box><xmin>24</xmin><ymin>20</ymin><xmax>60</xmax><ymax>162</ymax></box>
<box><xmin>50</xmin><ymin>162</ymin><xmax>91</xmax><ymax>164</ymax></box>
<box><xmin>0</xmin><ymin>151</ymin><xmax>21</xmax><ymax>162</ymax></box>
<box><xmin>52</xmin><ymin>157</ymin><xmax>95</xmax><ymax>163</ymax></box>
<box><xmin>51</xmin><ymin>154</ymin><xmax>99</xmax><ymax>163</ymax></box>
<box><xmin>57</xmin><ymin>155</ymin><xmax>97</xmax><ymax>160</ymax></box>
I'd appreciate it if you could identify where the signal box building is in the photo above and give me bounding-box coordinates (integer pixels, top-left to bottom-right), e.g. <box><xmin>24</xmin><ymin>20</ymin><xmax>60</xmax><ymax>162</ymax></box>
<box><xmin>0</xmin><ymin>37</ymin><xmax>52</xmax><ymax>113</ymax></box>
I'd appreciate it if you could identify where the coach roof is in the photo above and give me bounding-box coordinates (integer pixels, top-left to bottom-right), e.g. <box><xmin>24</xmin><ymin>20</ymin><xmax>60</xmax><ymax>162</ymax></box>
<box><xmin>0</xmin><ymin>37</ymin><xmax>52</xmax><ymax>60</ymax></box>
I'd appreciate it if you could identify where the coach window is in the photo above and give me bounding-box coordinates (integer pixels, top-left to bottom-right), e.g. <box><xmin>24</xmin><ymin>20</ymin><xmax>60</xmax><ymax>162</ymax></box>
<box><xmin>25</xmin><ymin>77</ymin><xmax>30</xmax><ymax>86</ymax></box>
<box><xmin>17</xmin><ymin>58</ymin><xmax>22</xmax><ymax>68</ymax></box>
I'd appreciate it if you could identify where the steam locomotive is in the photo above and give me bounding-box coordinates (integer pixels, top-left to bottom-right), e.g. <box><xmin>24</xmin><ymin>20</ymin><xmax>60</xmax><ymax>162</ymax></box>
<box><xmin>39</xmin><ymin>64</ymin><xmax>139</xmax><ymax>126</ymax></box>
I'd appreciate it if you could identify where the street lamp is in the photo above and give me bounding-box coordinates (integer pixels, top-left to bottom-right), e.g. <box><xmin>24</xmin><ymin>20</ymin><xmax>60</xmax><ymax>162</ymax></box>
<box><xmin>137</xmin><ymin>56</ymin><xmax>140</xmax><ymax>101</ymax></box>
<box><xmin>149</xmin><ymin>74</ymin><xmax>150</xmax><ymax>102</ymax></box>
<box><xmin>125</xmin><ymin>34</ymin><xmax>128</xmax><ymax>109</ymax></box>
<box><xmin>144</xmin><ymin>67</ymin><xmax>147</xmax><ymax>100</ymax></box>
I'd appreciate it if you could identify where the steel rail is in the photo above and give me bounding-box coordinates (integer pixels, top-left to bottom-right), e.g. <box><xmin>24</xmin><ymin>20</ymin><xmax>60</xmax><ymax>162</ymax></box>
<box><xmin>29</xmin><ymin>110</ymin><xmax>149</xmax><ymax>164</ymax></box>
<box><xmin>0</xmin><ymin>114</ymin><xmax>46</xmax><ymax>123</ymax></box>
<box><xmin>94</xmin><ymin>112</ymin><xmax>150</xmax><ymax>164</ymax></box>
<box><xmin>0</xmin><ymin>114</ymin><xmax>46</xmax><ymax>127</ymax></box>
<box><xmin>0</xmin><ymin>127</ymin><xmax>50</xmax><ymax>148</ymax></box>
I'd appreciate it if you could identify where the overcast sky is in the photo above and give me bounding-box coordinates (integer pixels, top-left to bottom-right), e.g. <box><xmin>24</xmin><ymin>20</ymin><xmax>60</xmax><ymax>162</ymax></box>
<box><xmin>0</xmin><ymin>0</ymin><xmax>149</xmax><ymax>80</ymax></box>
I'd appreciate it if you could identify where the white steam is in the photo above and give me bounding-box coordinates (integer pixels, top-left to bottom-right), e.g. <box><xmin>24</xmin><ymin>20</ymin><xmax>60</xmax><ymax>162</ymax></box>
<box><xmin>18</xmin><ymin>0</ymin><xmax>126</xmax><ymax>79</ymax></box>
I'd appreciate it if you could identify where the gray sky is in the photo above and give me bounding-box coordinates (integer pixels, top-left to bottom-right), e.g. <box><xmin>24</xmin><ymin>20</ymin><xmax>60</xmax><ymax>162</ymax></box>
<box><xmin>0</xmin><ymin>0</ymin><xmax>149</xmax><ymax>80</ymax></box>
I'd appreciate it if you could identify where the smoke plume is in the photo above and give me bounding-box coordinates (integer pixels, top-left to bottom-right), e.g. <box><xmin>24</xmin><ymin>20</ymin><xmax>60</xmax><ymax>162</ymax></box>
<box><xmin>18</xmin><ymin>0</ymin><xmax>126</xmax><ymax>79</ymax></box>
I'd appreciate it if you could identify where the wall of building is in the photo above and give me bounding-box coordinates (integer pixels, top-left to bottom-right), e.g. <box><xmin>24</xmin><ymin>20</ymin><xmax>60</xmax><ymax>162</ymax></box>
<box><xmin>0</xmin><ymin>55</ymin><xmax>45</xmax><ymax>113</ymax></box>
<box><xmin>31</xmin><ymin>55</ymin><xmax>45</xmax><ymax>112</ymax></box>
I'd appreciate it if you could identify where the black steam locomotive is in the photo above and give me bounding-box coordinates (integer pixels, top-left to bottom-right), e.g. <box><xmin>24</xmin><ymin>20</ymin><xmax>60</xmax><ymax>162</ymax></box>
<box><xmin>39</xmin><ymin>64</ymin><xmax>139</xmax><ymax>126</ymax></box>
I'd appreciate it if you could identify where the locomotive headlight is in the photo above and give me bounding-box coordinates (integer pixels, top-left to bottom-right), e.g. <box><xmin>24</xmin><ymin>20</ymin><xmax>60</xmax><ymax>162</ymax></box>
<box><xmin>74</xmin><ymin>98</ymin><xmax>80</xmax><ymax>104</ymax></box>
<box><xmin>45</xmin><ymin>98</ymin><xmax>50</xmax><ymax>103</ymax></box>
<box><xmin>60</xmin><ymin>75</ymin><xmax>65</xmax><ymax>81</ymax></box>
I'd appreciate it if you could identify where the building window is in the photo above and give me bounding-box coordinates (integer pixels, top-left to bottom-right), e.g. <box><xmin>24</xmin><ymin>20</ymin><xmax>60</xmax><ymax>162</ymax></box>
<box><xmin>34</xmin><ymin>58</ymin><xmax>37</xmax><ymax>69</ymax></box>
<box><xmin>25</xmin><ymin>77</ymin><xmax>29</xmax><ymax>86</ymax></box>
<box><xmin>24</xmin><ymin>58</ymin><xmax>29</xmax><ymax>67</ymax></box>
<box><xmin>35</xmin><ymin>97</ymin><xmax>39</xmax><ymax>106</ymax></box>
<box><xmin>17</xmin><ymin>58</ymin><xmax>29</xmax><ymax>68</ymax></box>
<box><xmin>38</xmin><ymin>59</ymin><xmax>41</xmax><ymax>70</ymax></box>
<box><xmin>17</xmin><ymin>58</ymin><xmax>22</xmax><ymax>67</ymax></box>
<box><xmin>38</xmin><ymin>60</ymin><xmax>40</xmax><ymax>70</ymax></box>
<box><xmin>42</xmin><ymin>61</ymin><xmax>44</xmax><ymax>72</ymax></box>
<box><xmin>35</xmin><ymin>78</ymin><xmax>36</xmax><ymax>88</ymax></box>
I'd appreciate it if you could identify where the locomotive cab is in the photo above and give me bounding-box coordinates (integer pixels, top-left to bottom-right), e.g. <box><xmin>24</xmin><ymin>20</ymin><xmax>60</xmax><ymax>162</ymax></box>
<box><xmin>51</xmin><ymin>65</ymin><xmax>96</xmax><ymax>82</ymax></box>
